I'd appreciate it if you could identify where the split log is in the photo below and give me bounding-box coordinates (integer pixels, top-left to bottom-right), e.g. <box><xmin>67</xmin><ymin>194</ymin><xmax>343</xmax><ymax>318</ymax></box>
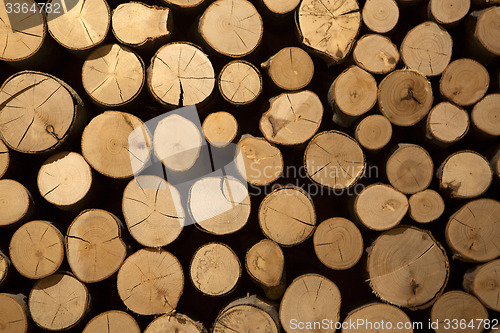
<box><xmin>145</xmin><ymin>313</ymin><xmax>208</xmax><ymax>333</ymax></box>
<box><xmin>0</xmin><ymin>0</ymin><xmax>46</xmax><ymax>65</ymax></box>
<box><xmin>235</xmin><ymin>136</ymin><xmax>283</xmax><ymax>186</ymax></box>
<box><xmin>401</xmin><ymin>21</ymin><xmax>453</xmax><ymax>77</ymax></box>
<box><xmin>367</xmin><ymin>226</ymin><xmax>449</xmax><ymax>310</ymax></box>
<box><xmin>260</xmin><ymin>47</ymin><xmax>314</xmax><ymax>91</ymax></box>
<box><xmin>472</xmin><ymin>94</ymin><xmax>500</xmax><ymax>137</ymax></box>
<box><xmin>0</xmin><ymin>251</ymin><xmax>9</xmax><ymax>287</ymax></box>
<box><xmin>37</xmin><ymin>151</ymin><xmax>93</xmax><ymax>210</ymax></box>
<box><xmin>355</xmin><ymin>114</ymin><xmax>393</xmax><ymax>152</ymax></box>
<box><xmin>82</xmin><ymin>44</ymin><xmax>145</xmax><ymax>107</ymax></box>
<box><xmin>342</xmin><ymin>303</ymin><xmax>413</xmax><ymax>333</ymax></box>
<box><xmin>328</xmin><ymin>66</ymin><xmax>378</xmax><ymax>127</ymax></box>
<box><xmin>153</xmin><ymin>114</ymin><xmax>202</xmax><ymax>172</ymax></box>
<box><xmin>437</xmin><ymin>150</ymin><xmax>492</xmax><ymax>198</ymax></box>
<box><xmin>122</xmin><ymin>175</ymin><xmax>185</xmax><ymax>248</ymax></box>
<box><xmin>440</xmin><ymin>58</ymin><xmax>489</xmax><ymax>106</ymax></box>
<box><xmin>445</xmin><ymin>198</ymin><xmax>500</xmax><ymax>262</ymax></box>
<box><xmin>304</xmin><ymin>131</ymin><xmax>366</xmax><ymax>189</ymax></box>
<box><xmin>112</xmin><ymin>2</ymin><xmax>173</xmax><ymax>50</ymax></box>
<box><xmin>199</xmin><ymin>0</ymin><xmax>263</xmax><ymax>58</ymax></box>
<box><xmin>386</xmin><ymin>144</ymin><xmax>434</xmax><ymax>194</ymax></box>
<box><xmin>245</xmin><ymin>239</ymin><xmax>286</xmax><ymax>300</ymax></box>
<box><xmin>190</xmin><ymin>242</ymin><xmax>241</xmax><ymax>296</ymax></box>
<box><xmin>296</xmin><ymin>0</ymin><xmax>361</xmax><ymax>66</ymax></box>
<box><xmin>259</xmin><ymin>90</ymin><xmax>323</xmax><ymax>146</ymax></box>
<box><xmin>408</xmin><ymin>189</ymin><xmax>445</xmax><ymax>223</ymax></box>
<box><xmin>0</xmin><ymin>140</ymin><xmax>9</xmax><ymax>178</ymax></box>
<box><xmin>362</xmin><ymin>0</ymin><xmax>399</xmax><ymax>34</ymax></box>
<box><xmin>29</xmin><ymin>273</ymin><xmax>90</xmax><ymax>330</ymax></box>
<box><xmin>219</xmin><ymin>60</ymin><xmax>262</xmax><ymax>105</ymax></box>
<box><xmin>83</xmin><ymin>311</ymin><xmax>141</xmax><ymax>333</ymax></box>
<box><xmin>0</xmin><ymin>71</ymin><xmax>86</xmax><ymax>154</ymax></box>
<box><xmin>0</xmin><ymin>293</ymin><xmax>29</xmax><ymax>333</ymax></box>
<box><xmin>313</xmin><ymin>217</ymin><xmax>364</xmax><ymax>270</ymax></box>
<box><xmin>47</xmin><ymin>0</ymin><xmax>110</xmax><ymax>51</ymax></box>
<box><xmin>188</xmin><ymin>176</ymin><xmax>251</xmax><ymax>235</ymax></box>
<box><xmin>378</xmin><ymin>69</ymin><xmax>433</xmax><ymax>126</ymax></box>
<box><xmin>463</xmin><ymin>259</ymin><xmax>500</xmax><ymax>312</ymax></box>
<box><xmin>354</xmin><ymin>183</ymin><xmax>408</xmax><ymax>230</ymax></box>
<box><xmin>259</xmin><ymin>0</ymin><xmax>301</xmax><ymax>21</ymax></box>
<box><xmin>66</xmin><ymin>209</ymin><xmax>127</xmax><ymax>283</ymax></box>
<box><xmin>430</xmin><ymin>291</ymin><xmax>488</xmax><ymax>333</ymax></box>
<box><xmin>426</xmin><ymin>102</ymin><xmax>470</xmax><ymax>147</ymax></box>
<box><xmin>466</xmin><ymin>6</ymin><xmax>500</xmax><ymax>62</ymax></box>
<box><xmin>213</xmin><ymin>295</ymin><xmax>280</xmax><ymax>333</ymax></box>
<box><xmin>280</xmin><ymin>274</ymin><xmax>341</xmax><ymax>333</ymax></box>
<box><xmin>9</xmin><ymin>220</ymin><xmax>64</xmax><ymax>279</ymax></box>
<box><xmin>202</xmin><ymin>111</ymin><xmax>239</xmax><ymax>148</ymax></box>
<box><xmin>81</xmin><ymin>111</ymin><xmax>152</xmax><ymax>178</ymax></box>
<box><xmin>258</xmin><ymin>186</ymin><xmax>316</xmax><ymax>246</ymax></box>
<box><xmin>0</xmin><ymin>179</ymin><xmax>33</xmax><ymax>228</ymax></box>
<box><xmin>353</xmin><ymin>34</ymin><xmax>399</xmax><ymax>75</ymax></box>
<box><xmin>148</xmin><ymin>42</ymin><xmax>215</xmax><ymax>107</ymax></box>
<box><xmin>428</xmin><ymin>0</ymin><xmax>470</xmax><ymax>26</ymax></box>
<box><xmin>117</xmin><ymin>248</ymin><xmax>184</xmax><ymax>315</ymax></box>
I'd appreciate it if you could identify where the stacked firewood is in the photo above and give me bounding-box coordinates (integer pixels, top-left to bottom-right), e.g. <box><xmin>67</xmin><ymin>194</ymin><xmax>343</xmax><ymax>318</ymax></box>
<box><xmin>0</xmin><ymin>0</ymin><xmax>499</xmax><ymax>332</ymax></box>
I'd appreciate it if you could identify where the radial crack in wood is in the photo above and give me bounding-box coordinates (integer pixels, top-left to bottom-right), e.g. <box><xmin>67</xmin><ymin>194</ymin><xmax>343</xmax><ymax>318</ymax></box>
<box><xmin>83</xmin><ymin>311</ymin><xmax>141</xmax><ymax>333</ymax></box>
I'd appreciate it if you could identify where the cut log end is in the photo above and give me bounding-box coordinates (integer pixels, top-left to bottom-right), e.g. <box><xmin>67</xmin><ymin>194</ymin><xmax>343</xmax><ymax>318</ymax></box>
<box><xmin>259</xmin><ymin>186</ymin><xmax>316</xmax><ymax>246</ymax></box>
<box><xmin>0</xmin><ymin>72</ymin><xmax>77</xmax><ymax>153</ymax></box>
<box><xmin>401</xmin><ymin>21</ymin><xmax>453</xmax><ymax>77</ymax></box>
<box><xmin>188</xmin><ymin>176</ymin><xmax>250</xmax><ymax>235</ymax></box>
<box><xmin>0</xmin><ymin>140</ymin><xmax>10</xmax><ymax>179</ymax></box>
<box><xmin>429</xmin><ymin>0</ymin><xmax>470</xmax><ymax>26</ymax></box>
<box><xmin>123</xmin><ymin>175</ymin><xmax>185</xmax><ymax>248</ymax></box>
<box><xmin>82</xmin><ymin>44</ymin><xmax>145</xmax><ymax>107</ymax></box>
<box><xmin>162</xmin><ymin>0</ymin><xmax>206</xmax><ymax>8</ymax></box>
<box><xmin>378</xmin><ymin>69</ymin><xmax>433</xmax><ymax>127</ymax></box>
<box><xmin>263</xmin><ymin>0</ymin><xmax>300</xmax><ymax>15</ymax></box>
<box><xmin>81</xmin><ymin>111</ymin><xmax>152</xmax><ymax>179</ymax></box>
<box><xmin>202</xmin><ymin>111</ymin><xmax>239</xmax><ymax>148</ymax></box>
<box><xmin>200</xmin><ymin>0</ymin><xmax>263</xmax><ymax>57</ymax></box>
<box><xmin>0</xmin><ymin>294</ymin><xmax>28</xmax><ymax>333</ymax></box>
<box><xmin>438</xmin><ymin>151</ymin><xmax>492</xmax><ymax>199</ymax></box>
<box><xmin>219</xmin><ymin>60</ymin><xmax>262</xmax><ymax>105</ymax></box>
<box><xmin>0</xmin><ymin>180</ymin><xmax>31</xmax><ymax>228</ymax></box>
<box><xmin>9</xmin><ymin>221</ymin><xmax>64</xmax><ymax>279</ymax></box>
<box><xmin>280</xmin><ymin>274</ymin><xmax>341</xmax><ymax>332</ymax></box>
<box><xmin>145</xmin><ymin>313</ymin><xmax>208</xmax><ymax>333</ymax></box>
<box><xmin>190</xmin><ymin>242</ymin><xmax>241</xmax><ymax>296</ymax></box>
<box><xmin>343</xmin><ymin>303</ymin><xmax>412</xmax><ymax>333</ymax></box>
<box><xmin>463</xmin><ymin>259</ymin><xmax>500</xmax><ymax>312</ymax></box>
<box><xmin>355</xmin><ymin>183</ymin><xmax>408</xmax><ymax>230</ymax></box>
<box><xmin>367</xmin><ymin>226</ymin><xmax>449</xmax><ymax>309</ymax></box>
<box><xmin>149</xmin><ymin>42</ymin><xmax>215</xmax><ymax>107</ymax></box>
<box><xmin>112</xmin><ymin>3</ymin><xmax>173</xmax><ymax>48</ymax></box>
<box><xmin>427</xmin><ymin>102</ymin><xmax>470</xmax><ymax>146</ymax></box>
<box><xmin>117</xmin><ymin>248</ymin><xmax>184</xmax><ymax>315</ymax></box>
<box><xmin>353</xmin><ymin>34</ymin><xmax>400</xmax><ymax>75</ymax></box>
<box><xmin>446</xmin><ymin>198</ymin><xmax>500</xmax><ymax>262</ymax></box>
<box><xmin>48</xmin><ymin>0</ymin><xmax>110</xmax><ymax>50</ymax></box>
<box><xmin>409</xmin><ymin>189</ymin><xmax>445</xmax><ymax>223</ymax></box>
<box><xmin>431</xmin><ymin>291</ymin><xmax>488</xmax><ymax>333</ymax></box>
<box><xmin>355</xmin><ymin>114</ymin><xmax>392</xmax><ymax>151</ymax></box>
<box><xmin>0</xmin><ymin>0</ymin><xmax>45</xmax><ymax>62</ymax></box>
<box><xmin>67</xmin><ymin>209</ymin><xmax>126</xmax><ymax>283</ymax></box>
<box><xmin>386</xmin><ymin>144</ymin><xmax>434</xmax><ymax>194</ymax></box>
<box><xmin>29</xmin><ymin>273</ymin><xmax>89</xmax><ymax>331</ymax></box>
<box><xmin>83</xmin><ymin>311</ymin><xmax>141</xmax><ymax>333</ymax></box>
<box><xmin>313</xmin><ymin>217</ymin><xmax>364</xmax><ymax>270</ymax></box>
<box><xmin>260</xmin><ymin>90</ymin><xmax>323</xmax><ymax>146</ymax></box>
<box><xmin>235</xmin><ymin>136</ymin><xmax>283</xmax><ymax>186</ymax></box>
<box><xmin>262</xmin><ymin>47</ymin><xmax>314</xmax><ymax>91</ymax></box>
<box><xmin>472</xmin><ymin>94</ymin><xmax>500</xmax><ymax>137</ymax></box>
<box><xmin>362</xmin><ymin>0</ymin><xmax>399</xmax><ymax>33</ymax></box>
<box><xmin>37</xmin><ymin>152</ymin><xmax>93</xmax><ymax>209</ymax></box>
<box><xmin>304</xmin><ymin>131</ymin><xmax>366</xmax><ymax>189</ymax></box>
<box><xmin>297</xmin><ymin>0</ymin><xmax>361</xmax><ymax>65</ymax></box>
<box><xmin>440</xmin><ymin>58</ymin><xmax>489</xmax><ymax>106</ymax></box>
<box><xmin>0</xmin><ymin>251</ymin><xmax>9</xmax><ymax>286</ymax></box>
<box><xmin>474</xmin><ymin>6</ymin><xmax>500</xmax><ymax>57</ymax></box>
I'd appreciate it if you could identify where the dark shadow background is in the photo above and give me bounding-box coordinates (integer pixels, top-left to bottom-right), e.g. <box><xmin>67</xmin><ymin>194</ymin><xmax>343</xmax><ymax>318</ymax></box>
<box><xmin>0</xmin><ymin>0</ymin><xmax>499</xmax><ymax>331</ymax></box>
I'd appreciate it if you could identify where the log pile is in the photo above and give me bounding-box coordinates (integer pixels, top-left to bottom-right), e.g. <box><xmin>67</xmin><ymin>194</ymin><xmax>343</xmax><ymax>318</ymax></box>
<box><xmin>0</xmin><ymin>0</ymin><xmax>499</xmax><ymax>332</ymax></box>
